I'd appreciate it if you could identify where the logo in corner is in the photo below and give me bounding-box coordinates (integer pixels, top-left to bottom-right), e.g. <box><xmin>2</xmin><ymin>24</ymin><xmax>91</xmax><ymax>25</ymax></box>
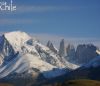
<box><xmin>0</xmin><ymin>0</ymin><xmax>16</xmax><ymax>12</ymax></box>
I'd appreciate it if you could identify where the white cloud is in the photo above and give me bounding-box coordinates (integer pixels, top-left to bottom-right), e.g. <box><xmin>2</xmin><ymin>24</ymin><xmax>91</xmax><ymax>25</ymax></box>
<box><xmin>16</xmin><ymin>5</ymin><xmax>79</xmax><ymax>13</ymax></box>
<box><xmin>0</xmin><ymin>31</ymin><xmax>100</xmax><ymax>48</ymax></box>
<box><xmin>31</xmin><ymin>33</ymin><xmax>100</xmax><ymax>48</ymax></box>
<box><xmin>0</xmin><ymin>19</ymin><xmax>40</xmax><ymax>25</ymax></box>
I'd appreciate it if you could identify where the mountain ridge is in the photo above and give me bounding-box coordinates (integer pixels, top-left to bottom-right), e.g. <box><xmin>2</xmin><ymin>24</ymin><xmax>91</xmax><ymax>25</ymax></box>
<box><xmin>0</xmin><ymin>31</ymin><xmax>79</xmax><ymax>79</ymax></box>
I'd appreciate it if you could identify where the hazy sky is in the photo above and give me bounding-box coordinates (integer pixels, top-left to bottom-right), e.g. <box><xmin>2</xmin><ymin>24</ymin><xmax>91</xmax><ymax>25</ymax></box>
<box><xmin>0</xmin><ymin>0</ymin><xmax>100</xmax><ymax>38</ymax></box>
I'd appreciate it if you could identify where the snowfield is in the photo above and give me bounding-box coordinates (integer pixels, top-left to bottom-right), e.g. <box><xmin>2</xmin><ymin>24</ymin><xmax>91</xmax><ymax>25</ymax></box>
<box><xmin>0</xmin><ymin>31</ymin><xmax>79</xmax><ymax>79</ymax></box>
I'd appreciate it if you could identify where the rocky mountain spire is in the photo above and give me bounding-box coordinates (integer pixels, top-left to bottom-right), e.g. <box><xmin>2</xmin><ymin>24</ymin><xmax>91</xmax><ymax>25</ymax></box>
<box><xmin>59</xmin><ymin>39</ymin><xmax>66</xmax><ymax>57</ymax></box>
<box><xmin>47</xmin><ymin>40</ymin><xmax>51</xmax><ymax>47</ymax></box>
<box><xmin>66</xmin><ymin>44</ymin><xmax>76</xmax><ymax>61</ymax></box>
<box><xmin>47</xmin><ymin>40</ymin><xmax>58</xmax><ymax>54</ymax></box>
<box><xmin>76</xmin><ymin>44</ymin><xmax>99</xmax><ymax>64</ymax></box>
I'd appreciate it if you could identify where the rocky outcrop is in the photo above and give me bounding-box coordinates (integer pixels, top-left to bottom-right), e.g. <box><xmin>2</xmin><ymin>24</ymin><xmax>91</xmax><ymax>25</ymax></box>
<box><xmin>76</xmin><ymin>44</ymin><xmax>99</xmax><ymax>64</ymax></box>
<box><xmin>65</xmin><ymin>44</ymin><xmax>76</xmax><ymax>61</ymax></box>
<box><xmin>0</xmin><ymin>35</ymin><xmax>16</xmax><ymax>64</ymax></box>
<box><xmin>59</xmin><ymin>39</ymin><xmax>66</xmax><ymax>57</ymax></box>
<box><xmin>47</xmin><ymin>41</ymin><xmax>58</xmax><ymax>54</ymax></box>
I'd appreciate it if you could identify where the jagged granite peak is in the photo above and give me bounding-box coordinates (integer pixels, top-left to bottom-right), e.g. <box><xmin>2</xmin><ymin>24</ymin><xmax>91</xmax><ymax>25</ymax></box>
<box><xmin>47</xmin><ymin>40</ymin><xmax>58</xmax><ymax>54</ymax></box>
<box><xmin>47</xmin><ymin>40</ymin><xmax>51</xmax><ymax>46</ymax></box>
<box><xmin>65</xmin><ymin>44</ymin><xmax>76</xmax><ymax>61</ymax></box>
<box><xmin>76</xmin><ymin>44</ymin><xmax>99</xmax><ymax>64</ymax></box>
<box><xmin>59</xmin><ymin>39</ymin><xmax>66</xmax><ymax>57</ymax></box>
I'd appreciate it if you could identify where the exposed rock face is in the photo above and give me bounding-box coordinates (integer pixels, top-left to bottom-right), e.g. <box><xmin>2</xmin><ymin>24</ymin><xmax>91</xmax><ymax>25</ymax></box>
<box><xmin>59</xmin><ymin>39</ymin><xmax>66</xmax><ymax>57</ymax></box>
<box><xmin>76</xmin><ymin>44</ymin><xmax>99</xmax><ymax>64</ymax></box>
<box><xmin>65</xmin><ymin>44</ymin><xmax>76</xmax><ymax>61</ymax></box>
<box><xmin>47</xmin><ymin>41</ymin><xmax>58</xmax><ymax>54</ymax></box>
<box><xmin>0</xmin><ymin>35</ymin><xmax>16</xmax><ymax>64</ymax></box>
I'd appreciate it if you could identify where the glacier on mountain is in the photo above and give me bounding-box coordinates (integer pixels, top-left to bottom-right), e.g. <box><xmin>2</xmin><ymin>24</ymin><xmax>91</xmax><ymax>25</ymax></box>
<box><xmin>0</xmin><ymin>31</ymin><xmax>79</xmax><ymax>79</ymax></box>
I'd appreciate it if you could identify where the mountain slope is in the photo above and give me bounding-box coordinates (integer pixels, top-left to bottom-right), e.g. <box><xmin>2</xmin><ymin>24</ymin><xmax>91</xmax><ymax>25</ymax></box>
<box><xmin>84</xmin><ymin>56</ymin><xmax>100</xmax><ymax>68</ymax></box>
<box><xmin>47</xmin><ymin>40</ymin><xmax>58</xmax><ymax>54</ymax></box>
<box><xmin>0</xmin><ymin>31</ymin><xmax>79</xmax><ymax>79</ymax></box>
<box><xmin>65</xmin><ymin>55</ymin><xmax>100</xmax><ymax>80</ymax></box>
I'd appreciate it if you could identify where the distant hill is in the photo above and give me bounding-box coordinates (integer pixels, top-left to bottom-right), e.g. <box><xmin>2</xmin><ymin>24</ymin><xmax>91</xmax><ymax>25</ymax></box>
<box><xmin>0</xmin><ymin>83</ymin><xmax>13</xmax><ymax>86</ymax></box>
<box><xmin>57</xmin><ymin>79</ymin><xmax>100</xmax><ymax>86</ymax></box>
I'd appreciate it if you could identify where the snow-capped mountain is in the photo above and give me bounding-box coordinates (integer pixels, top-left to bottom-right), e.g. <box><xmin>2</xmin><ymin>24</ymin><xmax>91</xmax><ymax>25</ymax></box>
<box><xmin>0</xmin><ymin>31</ymin><xmax>79</xmax><ymax>79</ymax></box>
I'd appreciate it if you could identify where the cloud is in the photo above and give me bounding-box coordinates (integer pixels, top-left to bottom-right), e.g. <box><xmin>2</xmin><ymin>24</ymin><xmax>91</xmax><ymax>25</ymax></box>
<box><xmin>0</xmin><ymin>32</ymin><xmax>100</xmax><ymax>48</ymax></box>
<box><xmin>31</xmin><ymin>33</ymin><xmax>100</xmax><ymax>48</ymax></box>
<box><xmin>0</xmin><ymin>19</ymin><xmax>40</xmax><ymax>25</ymax></box>
<box><xmin>15</xmin><ymin>5</ymin><xmax>79</xmax><ymax>13</ymax></box>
